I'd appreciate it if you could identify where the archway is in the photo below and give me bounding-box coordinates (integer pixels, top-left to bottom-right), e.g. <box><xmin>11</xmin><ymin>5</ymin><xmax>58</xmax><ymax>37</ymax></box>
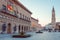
<box><xmin>18</xmin><ymin>25</ymin><xmax>20</xmax><ymax>33</ymax></box>
<box><xmin>24</xmin><ymin>26</ymin><xmax>26</xmax><ymax>32</ymax></box>
<box><xmin>2</xmin><ymin>23</ymin><xmax>6</xmax><ymax>33</ymax></box>
<box><xmin>13</xmin><ymin>25</ymin><xmax>16</xmax><ymax>33</ymax></box>
<box><xmin>7</xmin><ymin>23</ymin><xmax>11</xmax><ymax>34</ymax></box>
<box><xmin>22</xmin><ymin>26</ymin><xmax>23</xmax><ymax>32</ymax></box>
<box><xmin>58</xmin><ymin>25</ymin><xmax>60</xmax><ymax>32</ymax></box>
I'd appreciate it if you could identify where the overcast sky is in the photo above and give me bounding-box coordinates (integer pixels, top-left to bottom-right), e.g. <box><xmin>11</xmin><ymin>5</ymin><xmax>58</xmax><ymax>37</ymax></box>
<box><xmin>18</xmin><ymin>0</ymin><xmax>60</xmax><ymax>26</ymax></box>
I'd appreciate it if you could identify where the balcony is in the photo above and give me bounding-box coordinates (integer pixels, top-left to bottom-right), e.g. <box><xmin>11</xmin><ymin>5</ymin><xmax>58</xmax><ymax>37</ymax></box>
<box><xmin>0</xmin><ymin>10</ymin><xmax>17</xmax><ymax>18</ymax></box>
<box><xmin>20</xmin><ymin>18</ymin><xmax>31</xmax><ymax>22</ymax></box>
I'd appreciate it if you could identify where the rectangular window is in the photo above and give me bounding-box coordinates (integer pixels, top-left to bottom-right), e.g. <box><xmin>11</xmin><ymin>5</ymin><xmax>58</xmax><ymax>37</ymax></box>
<box><xmin>23</xmin><ymin>15</ymin><xmax>24</xmax><ymax>19</ymax></box>
<box><xmin>20</xmin><ymin>13</ymin><xmax>21</xmax><ymax>18</ymax></box>
<box><xmin>25</xmin><ymin>16</ymin><xmax>26</xmax><ymax>20</ymax></box>
<box><xmin>21</xmin><ymin>14</ymin><xmax>23</xmax><ymax>19</ymax></box>
<box><xmin>26</xmin><ymin>17</ymin><xmax>28</xmax><ymax>20</ymax></box>
<box><xmin>24</xmin><ymin>16</ymin><xmax>25</xmax><ymax>20</ymax></box>
<box><xmin>28</xmin><ymin>18</ymin><xmax>30</xmax><ymax>21</ymax></box>
<box><xmin>2</xmin><ymin>5</ymin><xmax>7</xmax><ymax>11</ymax></box>
<box><xmin>0</xmin><ymin>15</ymin><xmax>3</xmax><ymax>18</ymax></box>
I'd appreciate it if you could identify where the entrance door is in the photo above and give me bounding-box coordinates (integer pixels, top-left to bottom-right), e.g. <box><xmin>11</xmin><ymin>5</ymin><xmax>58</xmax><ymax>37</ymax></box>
<box><xmin>7</xmin><ymin>23</ymin><xmax>11</xmax><ymax>34</ymax></box>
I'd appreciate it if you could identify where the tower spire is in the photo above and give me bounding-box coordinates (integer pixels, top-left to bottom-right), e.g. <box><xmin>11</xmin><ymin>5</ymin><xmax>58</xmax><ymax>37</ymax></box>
<box><xmin>52</xmin><ymin>6</ymin><xmax>55</xmax><ymax>12</ymax></box>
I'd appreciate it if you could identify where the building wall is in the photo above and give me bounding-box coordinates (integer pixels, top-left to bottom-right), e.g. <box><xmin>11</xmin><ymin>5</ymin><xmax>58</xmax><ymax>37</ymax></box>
<box><xmin>36</xmin><ymin>24</ymin><xmax>42</xmax><ymax>31</ymax></box>
<box><xmin>0</xmin><ymin>0</ymin><xmax>32</xmax><ymax>33</ymax></box>
<box><xmin>31</xmin><ymin>17</ymin><xmax>39</xmax><ymax>31</ymax></box>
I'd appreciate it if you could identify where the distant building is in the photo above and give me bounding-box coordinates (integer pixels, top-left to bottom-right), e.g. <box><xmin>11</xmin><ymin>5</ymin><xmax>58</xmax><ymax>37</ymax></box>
<box><xmin>31</xmin><ymin>17</ymin><xmax>41</xmax><ymax>31</ymax></box>
<box><xmin>44</xmin><ymin>7</ymin><xmax>60</xmax><ymax>31</ymax></box>
<box><xmin>0</xmin><ymin>0</ymin><xmax>32</xmax><ymax>33</ymax></box>
<box><xmin>56</xmin><ymin>22</ymin><xmax>60</xmax><ymax>30</ymax></box>
<box><xmin>38</xmin><ymin>24</ymin><xmax>42</xmax><ymax>30</ymax></box>
<box><xmin>44</xmin><ymin>22</ymin><xmax>60</xmax><ymax>31</ymax></box>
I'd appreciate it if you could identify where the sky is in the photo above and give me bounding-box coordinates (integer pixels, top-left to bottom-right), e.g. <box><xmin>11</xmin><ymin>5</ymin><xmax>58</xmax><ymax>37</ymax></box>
<box><xmin>18</xmin><ymin>0</ymin><xmax>60</xmax><ymax>26</ymax></box>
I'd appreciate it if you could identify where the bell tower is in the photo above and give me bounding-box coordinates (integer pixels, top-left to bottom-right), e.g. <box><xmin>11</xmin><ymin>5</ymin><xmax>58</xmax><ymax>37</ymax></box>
<box><xmin>51</xmin><ymin>7</ymin><xmax>56</xmax><ymax>30</ymax></box>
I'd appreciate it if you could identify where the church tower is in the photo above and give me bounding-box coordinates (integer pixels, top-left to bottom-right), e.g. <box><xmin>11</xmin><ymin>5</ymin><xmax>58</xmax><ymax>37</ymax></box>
<box><xmin>51</xmin><ymin>7</ymin><xmax>56</xmax><ymax>30</ymax></box>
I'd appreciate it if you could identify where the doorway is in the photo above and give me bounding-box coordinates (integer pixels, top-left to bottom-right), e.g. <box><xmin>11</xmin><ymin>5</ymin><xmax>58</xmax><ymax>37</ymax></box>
<box><xmin>7</xmin><ymin>23</ymin><xmax>11</xmax><ymax>34</ymax></box>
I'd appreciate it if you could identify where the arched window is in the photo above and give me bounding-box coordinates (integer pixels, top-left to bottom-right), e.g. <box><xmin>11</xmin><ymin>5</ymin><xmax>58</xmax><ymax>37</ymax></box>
<box><xmin>2</xmin><ymin>23</ymin><xmax>6</xmax><ymax>33</ymax></box>
<box><xmin>18</xmin><ymin>25</ymin><xmax>20</xmax><ymax>33</ymax></box>
<box><xmin>2</xmin><ymin>4</ymin><xmax>7</xmax><ymax>12</ymax></box>
<box><xmin>22</xmin><ymin>26</ymin><xmax>23</xmax><ymax>31</ymax></box>
<box><xmin>13</xmin><ymin>25</ymin><xmax>16</xmax><ymax>33</ymax></box>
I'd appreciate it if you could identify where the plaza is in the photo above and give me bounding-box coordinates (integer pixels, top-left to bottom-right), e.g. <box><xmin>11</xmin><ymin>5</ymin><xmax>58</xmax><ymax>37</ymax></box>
<box><xmin>0</xmin><ymin>32</ymin><xmax>60</xmax><ymax>40</ymax></box>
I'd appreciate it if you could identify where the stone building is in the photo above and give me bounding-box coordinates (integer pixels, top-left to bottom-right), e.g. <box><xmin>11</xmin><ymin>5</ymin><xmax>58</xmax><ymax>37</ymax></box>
<box><xmin>0</xmin><ymin>0</ymin><xmax>32</xmax><ymax>33</ymax></box>
<box><xmin>31</xmin><ymin>17</ymin><xmax>41</xmax><ymax>31</ymax></box>
<box><xmin>56</xmin><ymin>22</ymin><xmax>60</xmax><ymax>30</ymax></box>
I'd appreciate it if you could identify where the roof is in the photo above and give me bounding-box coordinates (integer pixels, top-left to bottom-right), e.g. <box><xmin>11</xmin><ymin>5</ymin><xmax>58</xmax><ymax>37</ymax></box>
<box><xmin>31</xmin><ymin>17</ymin><xmax>38</xmax><ymax>21</ymax></box>
<box><xmin>12</xmin><ymin>0</ymin><xmax>32</xmax><ymax>14</ymax></box>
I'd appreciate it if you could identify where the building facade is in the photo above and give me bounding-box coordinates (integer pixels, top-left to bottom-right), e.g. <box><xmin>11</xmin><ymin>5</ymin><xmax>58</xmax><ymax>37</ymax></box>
<box><xmin>31</xmin><ymin>17</ymin><xmax>41</xmax><ymax>31</ymax></box>
<box><xmin>0</xmin><ymin>0</ymin><xmax>32</xmax><ymax>33</ymax></box>
<box><xmin>56</xmin><ymin>22</ymin><xmax>60</xmax><ymax>30</ymax></box>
